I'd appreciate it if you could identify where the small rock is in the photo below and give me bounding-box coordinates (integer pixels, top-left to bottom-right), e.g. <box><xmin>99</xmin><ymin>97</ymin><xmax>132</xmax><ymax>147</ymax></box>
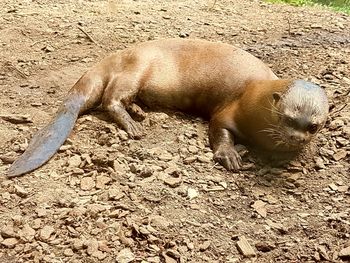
<box><xmin>338</xmin><ymin>186</ymin><xmax>349</xmax><ymax>192</ymax></box>
<box><xmin>149</xmin><ymin>215</ymin><xmax>172</xmax><ymax>230</ymax></box>
<box><xmin>40</xmin><ymin>225</ymin><xmax>55</xmax><ymax>241</ymax></box>
<box><xmin>86</xmin><ymin>239</ymin><xmax>99</xmax><ymax>255</ymax></box>
<box><xmin>80</xmin><ymin>177</ymin><xmax>95</xmax><ymax>191</ymax></box>
<box><xmin>158</xmin><ymin>152</ymin><xmax>173</xmax><ymax>161</ymax></box>
<box><xmin>1</xmin><ymin>225</ymin><xmax>16</xmax><ymax>238</ymax></box>
<box><xmin>317</xmin><ymin>245</ymin><xmax>329</xmax><ymax>260</ymax></box>
<box><xmin>116</xmin><ymin>248</ymin><xmax>135</xmax><ymax>263</ymax></box>
<box><xmin>0</xmin><ymin>114</ymin><xmax>32</xmax><ymax>124</ymax></box>
<box><xmin>339</xmin><ymin>246</ymin><xmax>350</xmax><ymax>259</ymax></box>
<box><xmin>236</xmin><ymin>236</ymin><xmax>256</xmax><ymax>258</ymax></box>
<box><xmin>328</xmin><ymin>183</ymin><xmax>338</xmax><ymax>191</ymax></box>
<box><xmin>310</xmin><ymin>24</ymin><xmax>322</xmax><ymax>29</ymax></box>
<box><xmin>179</xmin><ymin>31</ymin><xmax>189</xmax><ymax>38</ymax></box>
<box><xmin>314</xmin><ymin>157</ymin><xmax>326</xmax><ymax>169</ymax></box>
<box><xmin>187</xmin><ymin>188</ymin><xmax>199</xmax><ymax>200</ymax></box>
<box><xmin>188</xmin><ymin>145</ymin><xmax>198</xmax><ymax>154</ymax></box>
<box><xmin>64</xmin><ymin>248</ymin><xmax>74</xmax><ymax>257</ymax></box>
<box><xmin>117</xmin><ymin>130</ymin><xmax>129</xmax><ymax>141</ymax></box>
<box><xmin>18</xmin><ymin>224</ymin><xmax>35</xmax><ymax>242</ymax></box>
<box><xmin>163</xmin><ymin>175</ymin><xmax>182</xmax><ymax>188</ymax></box>
<box><xmin>72</xmin><ymin>239</ymin><xmax>84</xmax><ymax>250</ymax></box>
<box><xmin>113</xmin><ymin>160</ymin><xmax>127</xmax><ymax>173</ymax></box>
<box><xmin>265</xmin><ymin>219</ymin><xmax>288</xmax><ymax>234</ymax></box>
<box><xmin>42</xmin><ymin>45</ymin><xmax>55</xmax><ymax>52</ymax></box>
<box><xmin>162</xmin><ymin>252</ymin><xmax>177</xmax><ymax>263</ymax></box>
<box><xmin>183</xmin><ymin>156</ymin><xmax>197</xmax><ymax>164</ymax></box>
<box><xmin>14</xmin><ymin>185</ymin><xmax>28</xmax><ymax>198</ymax></box>
<box><xmin>199</xmin><ymin>240</ymin><xmax>211</xmax><ymax>251</ymax></box>
<box><xmin>251</xmin><ymin>200</ymin><xmax>267</xmax><ymax>218</ymax></box>
<box><xmin>197</xmin><ymin>155</ymin><xmax>210</xmax><ymax>163</ymax></box>
<box><xmin>95</xmin><ymin>175</ymin><xmax>111</xmax><ymax>189</ymax></box>
<box><xmin>333</xmin><ymin>150</ymin><xmax>347</xmax><ymax>161</ymax></box>
<box><xmin>32</xmin><ymin>218</ymin><xmax>42</xmax><ymax>229</ymax></box>
<box><xmin>36</xmin><ymin>208</ymin><xmax>47</xmax><ymax>217</ymax></box>
<box><xmin>108</xmin><ymin>188</ymin><xmax>125</xmax><ymax>200</ymax></box>
<box><xmin>68</xmin><ymin>155</ymin><xmax>82</xmax><ymax>168</ymax></box>
<box><xmin>1</xmin><ymin>238</ymin><xmax>18</xmax><ymax>248</ymax></box>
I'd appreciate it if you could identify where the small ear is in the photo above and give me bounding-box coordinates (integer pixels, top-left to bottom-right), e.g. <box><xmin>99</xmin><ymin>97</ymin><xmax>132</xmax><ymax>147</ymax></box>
<box><xmin>272</xmin><ymin>92</ymin><xmax>281</xmax><ymax>103</ymax></box>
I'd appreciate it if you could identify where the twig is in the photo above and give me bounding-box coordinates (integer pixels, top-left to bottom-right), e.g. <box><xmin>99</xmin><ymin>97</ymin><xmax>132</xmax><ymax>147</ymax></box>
<box><xmin>5</xmin><ymin>62</ymin><xmax>28</xmax><ymax>78</ymax></box>
<box><xmin>77</xmin><ymin>26</ymin><xmax>103</xmax><ymax>48</ymax></box>
<box><xmin>330</xmin><ymin>103</ymin><xmax>348</xmax><ymax>116</ymax></box>
<box><xmin>209</xmin><ymin>0</ymin><xmax>217</xmax><ymax>10</ymax></box>
<box><xmin>287</xmin><ymin>17</ymin><xmax>292</xmax><ymax>36</ymax></box>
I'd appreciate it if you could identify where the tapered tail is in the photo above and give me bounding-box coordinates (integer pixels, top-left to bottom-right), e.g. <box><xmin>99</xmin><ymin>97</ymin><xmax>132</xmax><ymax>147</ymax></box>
<box><xmin>6</xmin><ymin>93</ymin><xmax>86</xmax><ymax>177</ymax></box>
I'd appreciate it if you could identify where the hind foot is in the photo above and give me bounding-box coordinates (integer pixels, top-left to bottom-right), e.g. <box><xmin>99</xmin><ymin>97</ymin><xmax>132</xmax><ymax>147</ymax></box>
<box><xmin>105</xmin><ymin>102</ymin><xmax>144</xmax><ymax>139</ymax></box>
<box><xmin>124</xmin><ymin>119</ymin><xmax>144</xmax><ymax>139</ymax></box>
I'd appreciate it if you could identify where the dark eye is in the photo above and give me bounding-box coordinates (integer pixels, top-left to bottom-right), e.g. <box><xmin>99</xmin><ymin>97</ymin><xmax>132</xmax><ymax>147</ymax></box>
<box><xmin>308</xmin><ymin>124</ymin><xmax>318</xmax><ymax>134</ymax></box>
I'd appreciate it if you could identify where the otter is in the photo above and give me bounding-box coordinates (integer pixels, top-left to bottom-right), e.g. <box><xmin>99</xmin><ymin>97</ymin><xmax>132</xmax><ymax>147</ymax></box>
<box><xmin>6</xmin><ymin>39</ymin><xmax>329</xmax><ymax>177</ymax></box>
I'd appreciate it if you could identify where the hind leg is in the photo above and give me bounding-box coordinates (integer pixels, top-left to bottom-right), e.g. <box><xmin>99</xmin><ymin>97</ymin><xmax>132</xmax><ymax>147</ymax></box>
<box><xmin>102</xmin><ymin>75</ymin><xmax>144</xmax><ymax>139</ymax></box>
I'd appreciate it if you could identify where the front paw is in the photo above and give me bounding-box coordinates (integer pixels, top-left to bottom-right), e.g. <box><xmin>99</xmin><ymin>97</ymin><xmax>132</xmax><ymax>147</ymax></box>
<box><xmin>213</xmin><ymin>145</ymin><xmax>242</xmax><ymax>171</ymax></box>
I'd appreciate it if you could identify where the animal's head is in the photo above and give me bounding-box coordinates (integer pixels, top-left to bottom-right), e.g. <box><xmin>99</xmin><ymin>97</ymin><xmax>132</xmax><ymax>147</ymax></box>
<box><xmin>270</xmin><ymin>80</ymin><xmax>329</xmax><ymax>150</ymax></box>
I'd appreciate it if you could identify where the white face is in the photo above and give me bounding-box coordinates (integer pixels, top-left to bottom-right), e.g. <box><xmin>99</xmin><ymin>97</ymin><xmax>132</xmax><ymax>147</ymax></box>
<box><xmin>272</xmin><ymin>80</ymin><xmax>329</xmax><ymax>149</ymax></box>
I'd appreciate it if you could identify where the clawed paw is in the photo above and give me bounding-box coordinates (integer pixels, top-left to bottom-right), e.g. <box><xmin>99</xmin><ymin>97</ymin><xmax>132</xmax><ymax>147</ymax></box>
<box><xmin>213</xmin><ymin>145</ymin><xmax>242</xmax><ymax>171</ymax></box>
<box><xmin>126</xmin><ymin>121</ymin><xmax>144</xmax><ymax>139</ymax></box>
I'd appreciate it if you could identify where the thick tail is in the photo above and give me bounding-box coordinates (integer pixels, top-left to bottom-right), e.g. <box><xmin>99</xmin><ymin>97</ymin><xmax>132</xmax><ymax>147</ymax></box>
<box><xmin>6</xmin><ymin>93</ymin><xmax>86</xmax><ymax>177</ymax></box>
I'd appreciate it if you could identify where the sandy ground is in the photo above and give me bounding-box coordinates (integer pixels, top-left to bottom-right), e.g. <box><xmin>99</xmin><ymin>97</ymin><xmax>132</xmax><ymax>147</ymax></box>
<box><xmin>0</xmin><ymin>0</ymin><xmax>349</xmax><ymax>262</ymax></box>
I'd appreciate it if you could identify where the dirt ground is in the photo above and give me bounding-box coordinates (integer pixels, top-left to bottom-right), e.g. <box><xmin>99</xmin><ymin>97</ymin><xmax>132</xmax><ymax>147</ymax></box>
<box><xmin>0</xmin><ymin>0</ymin><xmax>349</xmax><ymax>262</ymax></box>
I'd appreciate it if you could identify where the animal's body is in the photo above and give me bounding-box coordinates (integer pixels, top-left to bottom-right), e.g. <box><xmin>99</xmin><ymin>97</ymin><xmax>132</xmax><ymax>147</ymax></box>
<box><xmin>7</xmin><ymin>39</ymin><xmax>329</xmax><ymax>177</ymax></box>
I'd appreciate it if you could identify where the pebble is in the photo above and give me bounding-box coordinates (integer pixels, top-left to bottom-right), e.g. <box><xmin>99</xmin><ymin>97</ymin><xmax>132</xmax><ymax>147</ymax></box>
<box><xmin>32</xmin><ymin>218</ymin><xmax>41</xmax><ymax>229</ymax></box>
<box><xmin>328</xmin><ymin>183</ymin><xmax>338</xmax><ymax>191</ymax></box>
<box><xmin>333</xmin><ymin>149</ymin><xmax>347</xmax><ymax>161</ymax></box>
<box><xmin>86</xmin><ymin>239</ymin><xmax>99</xmax><ymax>255</ymax></box>
<box><xmin>251</xmin><ymin>200</ymin><xmax>267</xmax><ymax>218</ymax></box>
<box><xmin>68</xmin><ymin>155</ymin><xmax>82</xmax><ymax>168</ymax></box>
<box><xmin>64</xmin><ymin>248</ymin><xmax>74</xmax><ymax>257</ymax></box>
<box><xmin>72</xmin><ymin>239</ymin><xmax>84</xmax><ymax>250</ymax></box>
<box><xmin>199</xmin><ymin>240</ymin><xmax>211</xmax><ymax>251</ymax></box>
<box><xmin>163</xmin><ymin>175</ymin><xmax>182</xmax><ymax>188</ymax></box>
<box><xmin>236</xmin><ymin>236</ymin><xmax>256</xmax><ymax>257</ymax></box>
<box><xmin>149</xmin><ymin>215</ymin><xmax>172</xmax><ymax>230</ymax></box>
<box><xmin>314</xmin><ymin>157</ymin><xmax>326</xmax><ymax>169</ymax></box>
<box><xmin>183</xmin><ymin>156</ymin><xmax>197</xmax><ymax>164</ymax></box>
<box><xmin>1</xmin><ymin>238</ymin><xmax>18</xmax><ymax>248</ymax></box>
<box><xmin>339</xmin><ymin>246</ymin><xmax>350</xmax><ymax>259</ymax></box>
<box><xmin>117</xmin><ymin>130</ymin><xmax>129</xmax><ymax>141</ymax></box>
<box><xmin>36</xmin><ymin>208</ymin><xmax>47</xmax><ymax>217</ymax></box>
<box><xmin>1</xmin><ymin>225</ymin><xmax>16</xmax><ymax>238</ymax></box>
<box><xmin>310</xmin><ymin>24</ymin><xmax>322</xmax><ymax>29</ymax></box>
<box><xmin>197</xmin><ymin>155</ymin><xmax>210</xmax><ymax>163</ymax></box>
<box><xmin>188</xmin><ymin>145</ymin><xmax>198</xmax><ymax>154</ymax></box>
<box><xmin>95</xmin><ymin>175</ymin><xmax>111</xmax><ymax>189</ymax></box>
<box><xmin>187</xmin><ymin>188</ymin><xmax>199</xmax><ymax>200</ymax></box>
<box><xmin>40</xmin><ymin>225</ymin><xmax>55</xmax><ymax>241</ymax></box>
<box><xmin>108</xmin><ymin>188</ymin><xmax>125</xmax><ymax>200</ymax></box>
<box><xmin>14</xmin><ymin>185</ymin><xmax>28</xmax><ymax>198</ymax></box>
<box><xmin>80</xmin><ymin>177</ymin><xmax>95</xmax><ymax>190</ymax></box>
<box><xmin>116</xmin><ymin>248</ymin><xmax>135</xmax><ymax>263</ymax></box>
<box><xmin>18</xmin><ymin>224</ymin><xmax>35</xmax><ymax>242</ymax></box>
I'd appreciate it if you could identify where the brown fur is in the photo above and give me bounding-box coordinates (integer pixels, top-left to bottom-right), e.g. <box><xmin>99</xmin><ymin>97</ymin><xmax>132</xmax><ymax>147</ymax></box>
<box><xmin>9</xmin><ymin>38</ymin><xmax>326</xmax><ymax>176</ymax></box>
